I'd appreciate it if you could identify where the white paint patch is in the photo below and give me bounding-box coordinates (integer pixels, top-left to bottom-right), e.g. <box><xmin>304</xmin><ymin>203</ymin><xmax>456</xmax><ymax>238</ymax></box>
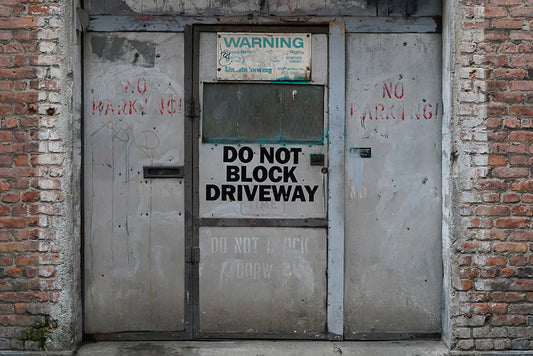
<box><xmin>347</xmin><ymin>147</ymin><xmax>365</xmax><ymax>200</ymax></box>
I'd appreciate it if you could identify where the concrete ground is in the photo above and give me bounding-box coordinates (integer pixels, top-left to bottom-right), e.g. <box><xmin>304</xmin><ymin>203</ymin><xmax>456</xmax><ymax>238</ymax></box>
<box><xmin>75</xmin><ymin>340</ymin><xmax>449</xmax><ymax>356</ymax></box>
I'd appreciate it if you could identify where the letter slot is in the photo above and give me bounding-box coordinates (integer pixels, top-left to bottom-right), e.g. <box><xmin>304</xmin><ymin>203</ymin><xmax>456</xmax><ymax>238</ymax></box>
<box><xmin>143</xmin><ymin>166</ymin><xmax>184</xmax><ymax>179</ymax></box>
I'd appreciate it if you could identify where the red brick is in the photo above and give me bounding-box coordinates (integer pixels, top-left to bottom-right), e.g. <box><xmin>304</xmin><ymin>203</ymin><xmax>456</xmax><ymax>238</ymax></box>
<box><xmin>499</xmin><ymin>267</ymin><xmax>515</xmax><ymax>277</ymax></box>
<box><xmin>503</xmin><ymin>118</ymin><xmax>521</xmax><ymax>128</ymax></box>
<box><xmin>469</xmin><ymin>217</ymin><xmax>495</xmax><ymax>228</ymax></box>
<box><xmin>518</xmin><ymin>44</ymin><xmax>533</xmax><ymax>53</ymax></box>
<box><xmin>0</xmin><ymin>18</ymin><xmax>39</xmax><ymax>29</ymax></box>
<box><xmin>508</xmin><ymin>304</ymin><xmax>533</xmax><ymax>314</ymax></box>
<box><xmin>0</xmin><ymin>106</ymin><xmax>13</xmax><ymax>116</ymax></box>
<box><xmin>486</xmin><ymin>256</ymin><xmax>507</xmax><ymax>266</ymax></box>
<box><xmin>0</xmin><ymin>181</ymin><xmax>11</xmax><ymax>192</ymax></box>
<box><xmin>513</xmin><ymin>205</ymin><xmax>533</xmax><ymax>216</ymax></box>
<box><xmin>511</xmin><ymin>105</ymin><xmax>533</xmax><ymax>116</ymax></box>
<box><xmin>488</xmin><ymin>104</ymin><xmax>508</xmax><ymax>115</ymax></box>
<box><xmin>509</xmin><ymin>256</ymin><xmax>527</xmax><ymax>266</ymax></box>
<box><xmin>480</xmin><ymin>267</ymin><xmax>498</xmax><ymax>278</ymax></box>
<box><xmin>0</xmin><ymin>92</ymin><xmax>39</xmax><ymax>104</ymax></box>
<box><xmin>493</xmin><ymin>242</ymin><xmax>528</xmax><ymax>253</ymax></box>
<box><xmin>485</xmin><ymin>31</ymin><xmax>508</xmax><ymax>41</ymax></box>
<box><xmin>491</xmin><ymin>143</ymin><xmax>526</xmax><ymax>154</ymax></box>
<box><xmin>475</xmin><ymin>205</ymin><xmax>510</xmax><ymax>216</ymax></box>
<box><xmin>14</xmin><ymin>156</ymin><xmax>28</xmax><ymax>166</ymax></box>
<box><xmin>1</xmin><ymin>192</ymin><xmax>19</xmax><ymax>203</ymax></box>
<box><xmin>473</xmin><ymin>303</ymin><xmax>508</xmax><ymax>315</ymax></box>
<box><xmin>511</xmin><ymin>180</ymin><xmax>533</xmax><ymax>191</ymax></box>
<box><xmin>485</xmin><ymin>6</ymin><xmax>507</xmax><ymax>17</ymax></box>
<box><xmin>491</xmin><ymin>292</ymin><xmax>525</xmax><ymax>303</ymax></box>
<box><xmin>459</xmin><ymin>280</ymin><xmax>474</xmax><ymax>291</ymax></box>
<box><xmin>0</xmin><ymin>132</ymin><xmax>12</xmax><ymax>142</ymax></box>
<box><xmin>488</xmin><ymin>155</ymin><xmax>507</xmax><ymax>166</ymax></box>
<box><xmin>0</xmin><ymin>218</ymin><xmax>25</xmax><ymax>228</ymax></box>
<box><xmin>510</xmin><ymin>55</ymin><xmax>533</xmax><ymax>67</ymax></box>
<box><xmin>492</xmin><ymin>68</ymin><xmax>527</xmax><ymax>79</ymax></box>
<box><xmin>21</xmin><ymin>191</ymin><xmax>39</xmax><ymax>202</ymax></box>
<box><xmin>502</xmin><ymin>193</ymin><xmax>520</xmax><ymax>203</ymax></box>
<box><xmin>478</xmin><ymin>230</ymin><xmax>507</xmax><ymax>241</ymax></box>
<box><xmin>499</xmin><ymin>43</ymin><xmax>516</xmax><ymax>53</ymax></box>
<box><xmin>476</xmin><ymin>179</ymin><xmax>509</xmax><ymax>190</ymax></box>
<box><xmin>28</xmin><ymin>4</ymin><xmax>60</xmax><ymax>15</ymax></box>
<box><xmin>6</xmin><ymin>267</ymin><xmax>23</xmax><ymax>278</ymax></box>
<box><xmin>495</xmin><ymin>217</ymin><xmax>528</xmax><ymax>229</ymax></box>
<box><xmin>14</xmin><ymin>254</ymin><xmax>39</xmax><ymax>266</ymax></box>
<box><xmin>492</xmin><ymin>91</ymin><xmax>523</xmax><ymax>103</ymax></box>
<box><xmin>486</xmin><ymin>120</ymin><xmax>501</xmax><ymax>131</ymax></box>
<box><xmin>13</xmin><ymin>29</ymin><xmax>39</xmax><ymax>41</ymax></box>
<box><xmin>510</xmin><ymin>281</ymin><xmax>533</xmax><ymax>291</ymax></box>
<box><xmin>493</xmin><ymin>167</ymin><xmax>529</xmax><ymax>178</ymax></box>
<box><xmin>0</xmin><ymin>56</ymin><xmax>12</xmax><ymax>67</ymax></box>
<box><xmin>0</xmin><ymin>30</ymin><xmax>12</xmax><ymax>41</ymax></box>
<box><xmin>0</xmin><ymin>156</ymin><xmax>12</xmax><ymax>165</ymax></box>
<box><xmin>0</xmin><ymin>81</ymin><xmax>13</xmax><ymax>91</ymax></box>
<box><xmin>12</xmin><ymin>205</ymin><xmax>26</xmax><ymax>215</ymax></box>
<box><xmin>510</xmin><ymin>30</ymin><xmax>533</xmax><ymax>41</ymax></box>
<box><xmin>522</xmin><ymin>193</ymin><xmax>533</xmax><ymax>203</ymax></box>
<box><xmin>465</xmin><ymin>291</ymin><xmax>490</xmax><ymax>302</ymax></box>
<box><xmin>0</xmin><ymin>68</ymin><xmax>36</xmax><ymax>79</ymax></box>
<box><xmin>487</xmin><ymin>81</ymin><xmax>508</xmax><ymax>92</ymax></box>
<box><xmin>510</xmin><ymin>6</ymin><xmax>533</xmax><ymax>17</ymax></box>
<box><xmin>509</xmin><ymin>156</ymin><xmax>533</xmax><ymax>165</ymax></box>
<box><xmin>483</xmin><ymin>193</ymin><xmax>500</xmax><ymax>203</ymax></box>
<box><xmin>459</xmin><ymin>267</ymin><xmax>480</xmax><ymax>278</ymax></box>
<box><xmin>489</xmin><ymin>0</ymin><xmax>522</xmax><ymax>5</ymax></box>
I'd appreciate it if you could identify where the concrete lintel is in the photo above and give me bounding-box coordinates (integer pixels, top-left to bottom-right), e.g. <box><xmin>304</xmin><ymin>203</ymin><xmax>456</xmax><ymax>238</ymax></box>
<box><xmin>87</xmin><ymin>15</ymin><xmax>440</xmax><ymax>33</ymax></box>
<box><xmin>345</xmin><ymin>16</ymin><xmax>440</xmax><ymax>33</ymax></box>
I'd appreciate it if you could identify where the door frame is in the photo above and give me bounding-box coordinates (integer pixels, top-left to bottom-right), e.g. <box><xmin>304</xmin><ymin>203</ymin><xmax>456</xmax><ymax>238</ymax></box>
<box><xmin>190</xmin><ymin>24</ymin><xmax>341</xmax><ymax>340</ymax></box>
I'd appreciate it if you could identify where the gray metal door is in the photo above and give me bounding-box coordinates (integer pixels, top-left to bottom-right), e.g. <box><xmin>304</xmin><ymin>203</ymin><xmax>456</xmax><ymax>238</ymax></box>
<box><xmin>194</xmin><ymin>28</ymin><xmax>329</xmax><ymax>338</ymax></box>
<box><xmin>344</xmin><ymin>33</ymin><xmax>443</xmax><ymax>338</ymax></box>
<box><xmin>83</xmin><ymin>32</ymin><xmax>189</xmax><ymax>335</ymax></box>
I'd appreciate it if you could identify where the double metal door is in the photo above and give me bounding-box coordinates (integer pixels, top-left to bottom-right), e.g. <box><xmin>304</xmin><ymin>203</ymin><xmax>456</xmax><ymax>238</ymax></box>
<box><xmin>83</xmin><ymin>27</ymin><xmax>329</xmax><ymax>339</ymax></box>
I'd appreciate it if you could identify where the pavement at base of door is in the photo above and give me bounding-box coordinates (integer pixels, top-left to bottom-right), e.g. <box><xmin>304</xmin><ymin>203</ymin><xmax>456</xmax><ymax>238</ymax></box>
<box><xmin>74</xmin><ymin>340</ymin><xmax>449</xmax><ymax>356</ymax></box>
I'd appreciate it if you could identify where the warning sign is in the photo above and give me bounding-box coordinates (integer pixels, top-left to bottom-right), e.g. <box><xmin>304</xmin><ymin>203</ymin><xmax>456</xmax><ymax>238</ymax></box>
<box><xmin>217</xmin><ymin>32</ymin><xmax>311</xmax><ymax>81</ymax></box>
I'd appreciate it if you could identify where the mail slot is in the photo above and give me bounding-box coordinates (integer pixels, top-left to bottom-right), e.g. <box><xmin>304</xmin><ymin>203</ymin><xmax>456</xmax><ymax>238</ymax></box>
<box><xmin>143</xmin><ymin>166</ymin><xmax>184</xmax><ymax>178</ymax></box>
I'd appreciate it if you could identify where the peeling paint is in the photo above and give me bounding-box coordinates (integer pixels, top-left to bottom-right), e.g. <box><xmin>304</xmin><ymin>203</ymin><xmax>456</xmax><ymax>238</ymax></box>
<box><xmin>91</xmin><ymin>35</ymin><xmax>156</xmax><ymax>67</ymax></box>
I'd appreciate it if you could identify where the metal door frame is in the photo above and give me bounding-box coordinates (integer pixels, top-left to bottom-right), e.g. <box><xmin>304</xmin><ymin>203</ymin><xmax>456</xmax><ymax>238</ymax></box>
<box><xmin>190</xmin><ymin>24</ymin><xmax>334</xmax><ymax>340</ymax></box>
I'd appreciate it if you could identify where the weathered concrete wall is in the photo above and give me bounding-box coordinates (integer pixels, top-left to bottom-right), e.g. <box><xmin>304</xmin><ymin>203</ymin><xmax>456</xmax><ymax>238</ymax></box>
<box><xmin>0</xmin><ymin>0</ymin><xmax>81</xmax><ymax>352</ymax></box>
<box><xmin>82</xmin><ymin>0</ymin><xmax>440</xmax><ymax>17</ymax></box>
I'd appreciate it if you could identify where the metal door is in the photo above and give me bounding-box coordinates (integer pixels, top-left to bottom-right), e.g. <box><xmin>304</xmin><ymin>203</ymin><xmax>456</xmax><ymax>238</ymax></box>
<box><xmin>83</xmin><ymin>32</ymin><xmax>190</xmax><ymax>336</ymax></box>
<box><xmin>194</xmin><ymin>27</ymin><xmax>329</xmax><ymax>338</ymax></box>
<box><xmin>344</xmin><ymin>33</ymin><xmax>442</xmax><ymax>338</ymax></box>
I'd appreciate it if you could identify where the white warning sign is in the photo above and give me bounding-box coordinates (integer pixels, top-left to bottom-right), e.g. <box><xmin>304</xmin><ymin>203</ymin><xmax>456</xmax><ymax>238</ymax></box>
<box><xmin>216</xmin><ymin>32</ymin><xmax>311</xmax><ymax>81</ymax></box>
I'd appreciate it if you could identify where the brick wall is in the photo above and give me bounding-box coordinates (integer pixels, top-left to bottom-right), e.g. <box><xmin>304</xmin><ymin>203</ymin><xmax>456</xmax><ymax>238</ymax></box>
<box><xmin>451</xmin><ymin>0</ymin><xmax>533</xmax><ymax>352</ymax></box>
<box><xmin>0</xmin><ymin>0</ymin><xmax>78</xmax><ymax>351</ymax></box>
